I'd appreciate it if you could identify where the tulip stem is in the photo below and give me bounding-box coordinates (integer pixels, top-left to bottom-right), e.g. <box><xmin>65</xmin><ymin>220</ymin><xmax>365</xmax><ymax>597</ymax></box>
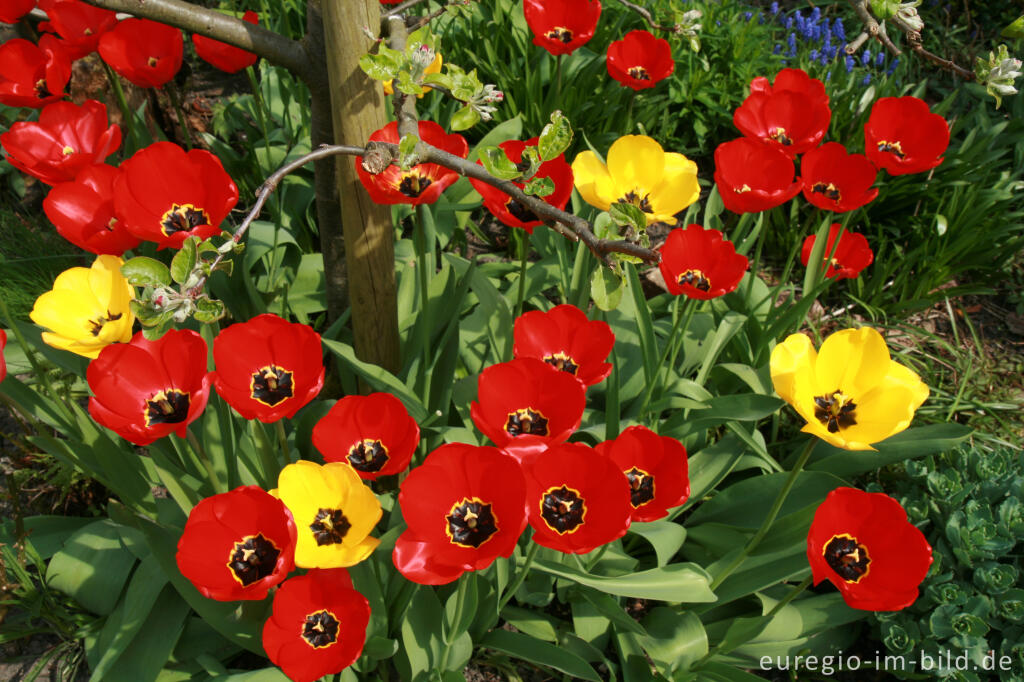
<box><xmin>439</xmin><ymin>576</ymin><xmax>470</xmax><ymax>671</ymax></box>
<box><xmin>102</xmin><ymin>62</ymin><xmax>141</xmax><ymax>152</ymax></box>
<box><xmin>497</xmin><ymin>539</ymin><xmax>540</xmax><ymax>613</ymax></box>
<box><xmin>555</xmin><ymin>54</ymin><xmax>563</xmax><ymax>101</ymax></box>
<box><xmin>514</xmin><ymin>229</ymin><xmax>529</xmax><ymax>319</ymax></box>
<box><xmin>246</xmin><ymin>65</ymin><xmax>275</xmax><ymax>165</ymax></box>
<box><xmin>165</xmin><ymin>82</ymin><xmax>193</xmax><ymax>150</ymax></box>
<box><xmin>186</xmin><ymin>429</ymin><xmax>225</xmax><ymax>493</ymax></box>
<box><xmin>709</xmin><ymin>438</ymin><xmax>816</xmax><ymax>590</ymax></box>
<box><xmin>625</xmin><ymin>91</ymin><xmax>636</xmax><ymax>134</ymax></box>
<box><xmin>635</xmin><ymin>296</ymin><xmax>696</xmax><ymax>425</ymax></box>
<box><xmin>274</xmin><ymin>420</ymin><xmax>292</xmax><ymax>463</ymax></box>
<box><xmin>251</xmin><ymin>420</ymin><xmax>281</xmax><ymax>486</ymax></box>
<box><xmin>413</xmin><ymin>205</ymin><xmax>432</xmax><ymax>399</ymax></box>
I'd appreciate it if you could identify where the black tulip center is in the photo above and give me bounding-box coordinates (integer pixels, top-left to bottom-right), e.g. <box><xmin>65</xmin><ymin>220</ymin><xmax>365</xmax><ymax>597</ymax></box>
<box><xmin>624</xmin><ymin>467</ymin><xmax>655</xmax><ymax>507</ymax></box>
<box><xmin>446</xmin><ymin>498</ymin><xmax>499</xmax><ymax>548</ymax></box>
<box><xmin>144</xmin><ymin>389</ymin><xmax>190</xmax><ymax>426</ymax></box>
<box><xmin>824</xmin><ymin>534</ymin><xmax>871</xmax><ymax>582</ymax></box>
<box><xmin>161</xmin><ymin>203</ymin><xmax>211</xmax><ymax>237</ymax></box>
<box><xmin>540</xmin><ymin>485</ymin><xmax>586</xmax><ymax>534</ymax></box>
<box><xmin>347</xmin><ymin>438</ymin><xmax>390</xmax><ymax>473</ymax></box>
<box><xmin>250</xmin><ymin>364</ymin><xmax>294</xmax><ymax>407</ymax></box>
<box><xmin>227</xmin><ymin>533</ymin><xmax>281</xmax><ymax>586</ymax></box>
<box><xmin>309</xmin><ymin>508</ymin><xmax>351</xmax><ymax>546</ymax></box>
<box><xmin>301</xmin><ymin>609</ymin><xmax>340</xmax><ymax>648</ymax></box>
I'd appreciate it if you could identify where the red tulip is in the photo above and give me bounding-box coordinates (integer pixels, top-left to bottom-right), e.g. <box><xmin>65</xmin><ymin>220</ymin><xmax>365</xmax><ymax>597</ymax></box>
<box><xmin>523</xmin><ymin>0</ymin><xmax>601</xmax><ymax>56</ymax></box>
<box><xmin>87</xmin><ymin>329</ymin><xmax>212</xmax><ymax>446</ymax></box>
<box><xmin>192</xmin><ymin>11</ymin><xmax>259</xmax><ymax>74</ymax></box>
<box><xmin>468</xmin><ymin>137</ymin><xmax>573</xmax><ymax>232</ymax></box>
<box><xmin>713</xmin><ymin>137</ymin><xmax>802</xmax><ymax>214</ymax></box>
<box><xmin>800</xmin><ymin>223</ymin><xmax>874</xmax><ymax>280</ymax></box>
<box><xmin>40</xmin><ymin>1</ymin><xmax>118</xmax><ymax>61</ymax></box>
<box><xmin>735</xmin><ymin>68</ymin><xmax>831</xmax><ymax>158</ymax></box>
<box><xmin>175</xmin><ymin>485</ymin><xmax>297</xmax><ymax>601</ymax></box>
<box><xmin>0</xmin><ymin>36</ymin><xmax>70</xmax><ymax>108</ymax></box>
<box><xmin>658</xmin><ymin>224</ymin><xmax>748</xmax><ymax>299</ymax></box>
<box><xmin>98</xmin><ymin>17</ymin><xmax>182</xmax><ymax>88</ymax></box>
<box><xmin>807</xmin><ymin>487</ymin><xmax>932</xmax><ymax>611</ymax></box>
<box><xmin>800</xmin><ymin>142</ymin><xmax>878</xmax><ymax>213</ymax></box>
<box><xmin>212</xmin><ymin>314</ymin><xmax>325</xmax><ymax>423</ymax></box>
<box><xmin>595</xmin><ymin>425</ymin><xmax>689</xmax><ymax>523</ymax></box>
<box><xmin>313</xmin><ymin>392</ymin><xmax>420</xmax><ymax>480</ymax></box>
<box><xmin>513</xmin><ymin>304</ymin><xmax>614</xmax><ymax>387</ymax></box>
<box><xmin>0</xmin><ymin>0</ymin><xmax>36</xmax><ymax>24</ymax></box>
<box><xmin>606</xmin><ymin>29</ymin><xmax>674</xmax><ymax>90</ymax></box>
<box><xmin>525</xmin><ymin>442</ymin><xmax>632</xmax><ymax>554</ymax></box>
<box><xmin>43</xmin><ymin>164</ymin><xmax>141</xmax><ymax>255</ymax></box>
<box><xmin>355</xmin><ymin>120</ymin><xmax>468</xmax><ymax>205</ymax></box>
<box><xmin>114</xmin><ymin>141</ymin><xmax>238</xmax><ymax>249</ymax></box>
<box><xmin>0</xmin><ymin>329</ymin><xmax>7</xmax><ymax>384</ymax></box>
<box><xmin>262</xmin><ymin>568</ymin><xmax>370</xmax><ymax>682</ymax></box>
<box><xmin>1</xmin><ymin>99</ymin><xmax>121</xmax><ymax>186</ymax></box>
<box><xmin>393</xmin><ymin>444</ymin><xmax>527</xmax><ymax>585</ymax></box>
<box><xmin>470</xmin><ymin>357</ymin><xmax>585</xmax><ymax>462</ymax></box>
<box><xmin>864</xmin><ymin>96</ymin><xmax>949</xmax><ymax>176</ymax></box>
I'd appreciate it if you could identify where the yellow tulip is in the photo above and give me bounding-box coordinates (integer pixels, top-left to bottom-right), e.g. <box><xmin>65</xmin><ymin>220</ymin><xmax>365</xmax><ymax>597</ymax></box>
<box><xmin>278</xmin><ymin>460</ymin><xmax>382</xmax><ymax>568</ymax></box>
<box><xmin>29</xmin><ymin>255</ymin><xmax>135</xmax><ymax>359</ymax></box>
<box><xmin>571</xmin><ymin>135</ymin><xmax>700</xmax><ymax>225</ymax></box>
<box><xmin>384</xmin><ymin>50</ymin><xmax>443</xmax><ymax>97</ymax></box>
<box><xmin>770</xmin><ymin>327</ymin><xmax>929</xmax><ymax>451</ymax></box>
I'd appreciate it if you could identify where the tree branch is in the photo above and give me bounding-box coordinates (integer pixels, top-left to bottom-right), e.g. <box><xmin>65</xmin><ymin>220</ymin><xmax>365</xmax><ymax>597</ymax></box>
<box><xmin>614</xmin><ymin>0</ymin><xmax>679</xmax><ymax>33</ymax></box>
<box><xmin>79</xmin><ymin>0</ymin><xmax>316</xmax><ymax>86</ymax></box>
<box><xmin>844</xmin><ymin>0</ymin><xmax>901</xmax><ymax>56</ymax></box>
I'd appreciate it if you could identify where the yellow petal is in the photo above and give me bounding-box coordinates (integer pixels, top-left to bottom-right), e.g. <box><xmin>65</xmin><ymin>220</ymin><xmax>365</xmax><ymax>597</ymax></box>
<box><xmin>800</xmin><ymin>421</ymin><xmax>877</xmax><ymax>451</ymax></box>
<box><xmin>31</xmin><ymin>290</ymin><xmax>102</xmax><ymax>339</ymax></box>
<box><xmin>647</xmin><ymin>152</ymin><xmax>699</xmax><ymax>223</ymax></box>
<box><xmin>606</xmin><ymin>135</ymin><xmax>666</xmax><ymax>198</ymax></box>
<box><xmin>770</xmin><ymin>333</ymin><xmax>817</xmax><ymax>408</ymax></box>
<box><xmin>886</xmin><ymin>359</ymin><xmax>930</xmax><ymax>410</ymax></box>
<box><xmin>571</xmin><ymin>151</ymin><xmax>614</xmax><ymax>212</ymax></box>
<box><xmin>814</xmin><ymin>327</ymin><xmax>891</xmax><ymax>398</ymax></box>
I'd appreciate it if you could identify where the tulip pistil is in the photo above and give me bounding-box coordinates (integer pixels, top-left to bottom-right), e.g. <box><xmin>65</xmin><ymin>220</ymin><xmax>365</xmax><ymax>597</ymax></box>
<box><xmin>226</xmin><ymin>533</ymin><xmax>281</xmax><ymax>586</ymax></box>
<box><xmin>160</xmin><ymin>203</ymin><xmax>211</xmax><ymax>237</ymax></box>
<box><xmin>811</xmin><ymin>181</ymin><xmax>842</xmax><ymax>203</ymax></box>
<box><xmin>627</xmin><ymin>66</ymin><xmax>651</xmax><ymax>81</ymax></box>
<box><xmin>309</xmin><ymin>508</ymin><xmax>352</xmax><ymax>546</ymax></box>
<box><xmin>34</xmin><ymin>78</ymin><xmax>50</xmax><ymax>99</ymax></box>
<box><xmin>823</xmin><ymin>533</ymin><xmax>871</xmax><ymax>582</ymax></box>
<box><xmin>301</xmin><ymin>609</ymin><xmax>340</xmax><ymax>648</ymax></box>
<box><xmin>144</xmin><ymin>389</ymin><xmax>190</xmax><ymax>426</ymax></box>
<box><xmin>624</xmin><ymin>466</ymin><xmax>655</xmax><ymax>507</ymax></box>
<box><xmin>504</xmin><ymin>407</ymin><xmax>550</xmax><ymax>437</ymax></box>
<box><xmin>814</xmin><ymin>390</ymin><xmax>857</xmax><ymax>433</ymax></box>
<box><xmin>541</xmin><ymin>484</ymin><xmax>586</xmax><ymax>534</ymax></box>
<box><xmin>87</xmin><ymin>311</ymin><xmax>123</xmax><ymax>336</ymax></box>
<box><xmin>617</xmin><ymin>190</ymin><xmax>652</xmax><ymax>214</ymax></box>
<box><xmin>398</xmin><ymin>173</ymin><xmax>432</xmax><ymax>198</ymax></box>
<box><xmin>347</xmin><ymin>438</ymin><xmax>390</xmax><ymax>472</ymax></box>
<box><xmin>877</xmin><ymin>139</ymin><xmax>906</xmax><ymax>159</ymax></box>
<box><xmin>767</xmin><ymin>127</ymin><xmax>793</xmax><ymax>146</ymax></box>
<box><xmin>250</xmin><ymin>364</ymin><xmax>294</xmax><ymax>407</ymax></box>
<box><xmin>446</xmin><ymin>497</ymin><xmax>498</xmax><ymax>548</ymax></box>
<box><xmin>677</xmin><ymin>268</ymin><xmax>711</xmax><ymax>293</ymax></box>
<box><xmin>543</xmin><ymin>351</ymin><xmax>579</xmax><ymax>376</ymax></box>
<box><xmin>544</xmin><ymin>26</ymin><xmax>574</xmax><ymax>43</ymax></box>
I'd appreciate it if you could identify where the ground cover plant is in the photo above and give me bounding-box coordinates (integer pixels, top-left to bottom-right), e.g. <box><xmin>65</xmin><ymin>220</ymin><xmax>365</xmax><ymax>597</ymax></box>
<box><xmin>0</xmin><ymin>0</ymin><xmax>1021</xmax><ymax>681</ymax></box>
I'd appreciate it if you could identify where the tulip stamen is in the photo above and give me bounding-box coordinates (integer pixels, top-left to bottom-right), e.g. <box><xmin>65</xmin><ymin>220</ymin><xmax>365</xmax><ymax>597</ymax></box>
<box><xmin>147</xmin><ymin>56</ymin><xmax>159</xmax><ymax>68</ymax></box>
<box><xmin>505</xmin><ymin>407</ymin><xmax>550</xmax><ymax>437</ymax></box>
<box><xmin>226</xmin><ymin>533</ymin><xmax>280</xmax><ymax>586</ymax></box>
<box><xmin>544</xmin><ymin>26</ymin><xmax>574</xmax><ymax>43</ymax></box>
<box><xmin>309</xmin><ymin>508</ymin><xmax>351</xmax><ymax>546</ymax></box>
<box><xmin>767</xmin><ymin>127</ymin><xmax>793</xmax><ymax>146</ymax></box>
<box><xmin>347</xmin><ymin>438</ymin><xmax>390</xmax><ymax>472</ymax></box>
<box><xmin>505</xmin><ymin>197</ymin><xmax>539</xmax><ymax>223</ymax></box>
<box><xmin>540</xmin><ymin>485</ymin><xmax>586</xmax><ymax>534</ymax></box>
<box><xmin>877</xmin><ymin>139</ymin><xmax>906</xmax><ymax>159</ymax></box>
<box><xmin>34</xmin><ymin>78</ymin><xmax>50</xmax><ymax>99</ymax></box>
<box><xmin>624</xmin><ymin>466</ymin><xmax>655</xmax><ymax>507</ymax></box>
<box><xmin>823</xmin><ymin>533</ymin><xmax>871</xmax><ymax>582</ymax></box>
<box><xmin>144</xmin><ymin>388</ymin><xmax>190</xmax><ymax>426</ymax></box>
<box><xmin>734</xmin><ymin>184</ymin><xmax>752</xmax><ymax>194</ymax></box>
<box><xmin>677</xmin><ymin>268</ymin><xmax>711</xmax><ymax>293</ymax></box>
<box><xmin>811</xmin><ymin>181</ymin><xmax>842</xmax><ymax>203</ymax></box>
<box><xmin>617</xmin><ymin>190</ymin><xmax>653</xmax><ymax>214</ymax></box>
<box><xmin>398</xmin><ymin>173</ymin><xmax>432</xmax><ymax>198</ymax></box>
<box><xmin>627</xmin><ymin>66</ymin><xmax>651</xmax><ymax>81</ymax></box>
<box><xmin>250</xmin><ymin>364</ymin><xmax>294</xmax><ymax>407</ymax></box>
<box><xmin>543</xmin><ymin>351</ymin><xmax>579</xmax><ymax>376</ymax></box>
<box><xmin>446</xmin><ymin>497</ymin><xmax>498</xmax><ymax>548</ymax></box>
<box><xmin>61</xmin><ymin>145</ymin><xmax>75</xmax><ymax>156</ymax></box>
<box><xmin>87</xmin><ymin>311</ymin><xmax>123</xmax><ymax>336</ymax></box>
<box><xmin>160</xmin><ymin>203</ymin><xmax>211</xmax><ymax>237</ymax></box>
<box><xmin>301</xmin><ymin>610</ymin><xmax>340</xmax><ymax>648</ymax></box>
<box><xmin>814</xmin><ymin>390</ymin><xmax>857</xmax><ymax>433</ymax></box>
